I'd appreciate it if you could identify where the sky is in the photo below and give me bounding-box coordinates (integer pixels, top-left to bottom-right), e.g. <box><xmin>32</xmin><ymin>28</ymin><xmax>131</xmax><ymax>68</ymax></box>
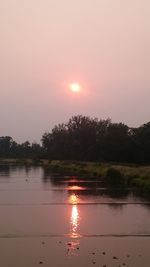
<box><xmin>0</xmin><ymin>0</ymin><xmax>150</xmax><ymax>143</ymax></box>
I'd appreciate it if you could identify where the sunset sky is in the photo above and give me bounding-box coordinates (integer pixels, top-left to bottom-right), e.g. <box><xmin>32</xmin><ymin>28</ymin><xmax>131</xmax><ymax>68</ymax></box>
<box><xmin>0</xmin><ymin>0</ymin><xmax>150</xmax><ymax>142</ymax></box>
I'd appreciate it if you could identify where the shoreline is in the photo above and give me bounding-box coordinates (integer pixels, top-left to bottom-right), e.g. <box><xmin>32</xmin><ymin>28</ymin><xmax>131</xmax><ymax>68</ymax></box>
<box><xmin>0</xmin><ymin>158</ymin><xmax>150</xmax><ymax>195</ymax></box>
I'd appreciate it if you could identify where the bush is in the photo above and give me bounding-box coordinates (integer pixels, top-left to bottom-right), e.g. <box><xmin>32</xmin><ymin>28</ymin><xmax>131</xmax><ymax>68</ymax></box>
<box><xmin>104</xmin><ymin>167</ymin><xmax>125</xmax><ymax>187</ymax></box>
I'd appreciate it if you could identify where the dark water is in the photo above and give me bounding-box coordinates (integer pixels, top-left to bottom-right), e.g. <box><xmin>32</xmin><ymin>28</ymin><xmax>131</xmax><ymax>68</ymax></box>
<box><xmin>0</xmin><ymin>164</ymin><xmax>150</xmax><ymax>267</ymax></box>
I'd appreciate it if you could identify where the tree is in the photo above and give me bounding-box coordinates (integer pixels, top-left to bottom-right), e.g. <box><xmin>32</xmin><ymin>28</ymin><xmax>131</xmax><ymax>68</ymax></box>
<box><xmin>133</xmin><ymin>122</ymin><xmax>150</xmax><ymax>163</ymax></box>
<box><xmin>0</xmin><ymin>136</ymin><xmax>13</xmax><ymax>157</ymax></box>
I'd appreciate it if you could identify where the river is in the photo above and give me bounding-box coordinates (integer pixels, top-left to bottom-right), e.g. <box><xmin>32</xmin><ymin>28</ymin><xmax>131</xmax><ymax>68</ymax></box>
<box><xmin>0</xmin><ymin>164</ymin><xmax>150</xmax><ymax>266</ymax></box>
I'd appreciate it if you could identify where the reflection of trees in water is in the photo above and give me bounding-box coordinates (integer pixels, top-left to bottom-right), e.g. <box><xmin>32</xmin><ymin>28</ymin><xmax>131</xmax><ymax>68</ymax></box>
<box><xmin>108</xmin><ymin>203</ymin><xmax>124</xmax><ymax>211</ymax></box>
<box><xmin>42</xmin><ymin>172</ymin><xmax>61</xmax><ymax>184</ymax></box>
<box><xmin>10</xmin><ymin>165</ymin><xmax>31</xmax><ymax>174</ymax></box>
<box><xmin>42</xmin><ymin>168</ymin><xmax>130</xmax><ymax>200</ymax></box>
<box><xmin>0</xmin><ymin>164</ymin><xmax>41</xmax><ymax>179</ymax></box>
<box><xmin>12</xmin><ymin>165</ymin><xmax>39</xmax><ymax>176</ymax></box>
<box><xmin>103</xmin><ymin>189</ymin><xmax>129</xmax><ymax>199</ymax></box>
<box><xmin>0</xmin><ymin>164</ymin><xmax>11</xmax><ymax>177</ymax></box>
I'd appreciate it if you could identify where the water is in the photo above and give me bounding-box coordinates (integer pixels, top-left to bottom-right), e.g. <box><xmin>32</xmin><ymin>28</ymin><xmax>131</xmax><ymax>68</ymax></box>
<box><xmin>0</xmin><ymin>164</ymin><xmax>150</xmax><ymax>267</ymax></box>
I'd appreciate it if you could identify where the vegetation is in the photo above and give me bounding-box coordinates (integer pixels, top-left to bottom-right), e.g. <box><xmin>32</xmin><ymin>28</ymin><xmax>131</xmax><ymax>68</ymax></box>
<box><xmin>1</xmin><ymin>115</ymin><xmax>150</xmax><ymax>164</ymax></box>
<box><xmin>42</xmin><ymin>115</ymin><xmax>150</xmax><ymax>164</ymax></box>
<box><xmin>44</xmin><ymin>160</ymin><xmax>150</xmax><ymax>195</ymax></box>
<box><xmin>0</xmin><ymin>115</ymin><xmax>150</xmax><ymax>194</ymax></box>
<box><xmin>104</xmin><ymin>168</ymin><xmax>126</xmax><ymax>187</ymax></box>
<box><xmin>0</xmin><ymin>136</ymin><xmax>44</xmax><ymax>159</ymax></box>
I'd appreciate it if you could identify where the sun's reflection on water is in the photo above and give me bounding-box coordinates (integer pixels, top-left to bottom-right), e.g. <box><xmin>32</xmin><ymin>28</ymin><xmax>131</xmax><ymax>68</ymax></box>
<box><xmin>67</xmin><ymin>185</ymin><xmax>86</xmax><ymax>191</ymax></box>
<box><xmin>69</xmin><ymin>193</ymin><xmax>79</xmax><ymax>205</ymax></box>
<box><xmin>67</xmin><ymin>193</ymin><xmax>81</xmax><ymax>256</ymax></box>
<box><xmin>71</xmin><ymin>205</ymin><xmax>79</xmax><ymax>238</ymax></box>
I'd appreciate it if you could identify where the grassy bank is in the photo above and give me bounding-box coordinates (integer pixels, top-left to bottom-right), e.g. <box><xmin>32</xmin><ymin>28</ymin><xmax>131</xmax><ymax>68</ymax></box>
<box><xmin>45</xmin><ymin>160</ymin><xmax>150</xmax><ymax>195</ymax></box>
<box><xmin>0</xmin><ymin>158</ymin><xmax>150</xmax><ymax>195</ymax></box>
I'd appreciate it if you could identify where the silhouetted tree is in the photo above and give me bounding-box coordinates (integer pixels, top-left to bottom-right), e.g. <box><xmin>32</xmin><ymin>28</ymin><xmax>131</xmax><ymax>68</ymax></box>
<box><xmin>132</xmin><ymin>122</ymin><xmax>150</xmax><ymax>163</ymax></box>
<box><xmin>0</xmin><ymin>136</ymin><xmax>13</xmax><ymax>157</ymax></box>
<box><xmin>1</xmin><ymin>116</ymin><xmax>150</xmax><ymax>164</ymax></box>
<box><xmin>0</xmin><ymin>136</ymin><xmax>43</xmax><ymax>159</ymax></box>
<box><xmin>42</xmin><ymin>116</ymin><xmax>150</xmax><ymax>164</ymax></box>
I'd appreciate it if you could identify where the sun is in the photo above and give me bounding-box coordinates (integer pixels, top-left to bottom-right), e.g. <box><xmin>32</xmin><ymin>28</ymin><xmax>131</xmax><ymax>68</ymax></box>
<box><xmin>69</xmin><ymin>83</ymin><xmax>81</xmax><ymax>93</ymax></box>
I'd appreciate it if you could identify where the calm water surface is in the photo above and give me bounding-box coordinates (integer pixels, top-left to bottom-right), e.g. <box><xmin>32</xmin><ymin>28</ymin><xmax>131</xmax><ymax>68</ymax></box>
<box><xmin>0</xmin><ymin>164</ymin><xmax>150</xmax><ymax>267</ymax></box>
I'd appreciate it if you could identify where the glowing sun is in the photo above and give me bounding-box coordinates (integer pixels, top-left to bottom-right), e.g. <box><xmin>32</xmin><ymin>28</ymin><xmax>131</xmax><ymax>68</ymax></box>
<box><xmin>69</xmin><ymin>83</ymin><xmax>81</xmax><ymax>93</ymax></box>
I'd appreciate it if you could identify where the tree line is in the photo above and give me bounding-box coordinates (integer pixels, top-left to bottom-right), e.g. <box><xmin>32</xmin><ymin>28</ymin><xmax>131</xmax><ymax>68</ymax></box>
<box><xmin>1</xmin><ymin>115</ymin><xmax>150</xmax><ymax>164</ymax></box>
<box><xmin>0</xmin><ymin>137</ymin><xmax>43</xmax><ymax>159</ymax></box>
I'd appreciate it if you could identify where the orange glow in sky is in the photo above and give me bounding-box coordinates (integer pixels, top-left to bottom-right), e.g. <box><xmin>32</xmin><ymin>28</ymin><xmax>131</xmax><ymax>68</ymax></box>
<box><xmin>69</xmin><ymin>83</ymin><xmax>81</xmax><ymax>93</ymax></box>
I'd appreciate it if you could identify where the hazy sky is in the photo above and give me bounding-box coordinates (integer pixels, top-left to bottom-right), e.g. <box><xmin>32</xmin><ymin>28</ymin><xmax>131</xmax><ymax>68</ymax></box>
<box><xmin>0</xmin><ymin>0</ymin><xmax>150</xmax><ymax>142</ymax></box>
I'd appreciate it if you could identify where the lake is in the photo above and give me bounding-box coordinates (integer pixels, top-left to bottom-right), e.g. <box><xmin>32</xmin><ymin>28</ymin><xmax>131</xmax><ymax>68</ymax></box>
<box><xmin>0</xmin><ymin>164</ymin><xmax>150</xmax><ymax>267</ymax></box>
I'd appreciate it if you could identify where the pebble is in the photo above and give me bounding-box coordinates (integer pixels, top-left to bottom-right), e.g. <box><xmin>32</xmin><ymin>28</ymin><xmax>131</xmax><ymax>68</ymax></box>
<box><xmin>39</xmin><ymin>261</ymin><xmax>43</xmax><ymax>264</ymax></box>
<box><xmin>113</xmin><ymin>256</ymin><xmax>118</xmax><ymax>260</ymax></box>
